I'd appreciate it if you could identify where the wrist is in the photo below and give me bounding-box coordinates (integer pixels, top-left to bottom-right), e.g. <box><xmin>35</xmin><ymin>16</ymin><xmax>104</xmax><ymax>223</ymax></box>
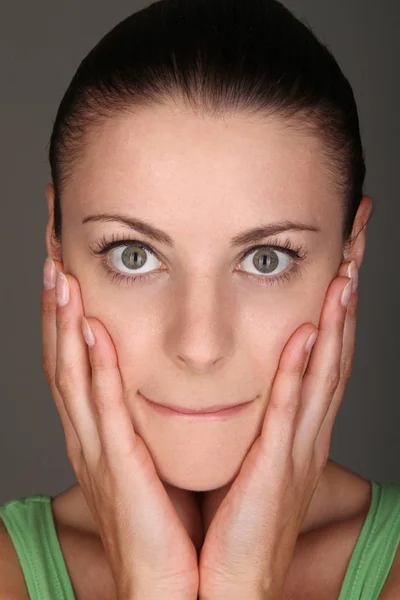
<box><xmin>125</xmin><ymin>588</ymin><xmax>197</xmax><ymax>600</ymax></box>
<box><xmin>120</xmin><ymin>591</ymin><xmax>196</xmax><ymax>600</ymax></box>
<box><xmin>120</xmin><ymin>582</ymin><xmax>197</xmax><ymax>600</ymax></box>
<box><xmin>198</xmin><ymin>579</ymin><xmax>280</xmax><ymax>600</ymax></box>
<box><xmin>116</xmin><ymin>574</ymin><xmax>198</xmax><ymax>600</ymax></box>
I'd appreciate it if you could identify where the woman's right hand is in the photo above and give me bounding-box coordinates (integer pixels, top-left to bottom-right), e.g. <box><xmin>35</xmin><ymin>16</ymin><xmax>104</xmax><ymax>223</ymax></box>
<box><xmin>41</xmin><ymin>257</ymin><xmax>199</xmax><ymax>600</ymax></box>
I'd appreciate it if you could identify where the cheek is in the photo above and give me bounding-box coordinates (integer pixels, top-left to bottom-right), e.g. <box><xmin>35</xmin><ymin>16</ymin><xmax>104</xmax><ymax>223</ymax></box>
<box><xmin>78</xmin><ymin>286</ymin><xmax>161</xmax><ymax>391</ymax></box>
<box><xmin>245</xmin><ymin>288</ymin><xmax>325</xmax><ymax>382</ymax></box>
<box><xmin>76</xmin><ymin>267</ymin><xmax>328</xmax><ymax>396</ymax></box>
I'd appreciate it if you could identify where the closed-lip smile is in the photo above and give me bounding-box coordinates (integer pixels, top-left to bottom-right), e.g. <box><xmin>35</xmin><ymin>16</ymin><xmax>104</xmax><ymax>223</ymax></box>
<box><xmin>140</xmin><ymin>392</ymin><xmax>257</xmax><ymax>417</ymax></box>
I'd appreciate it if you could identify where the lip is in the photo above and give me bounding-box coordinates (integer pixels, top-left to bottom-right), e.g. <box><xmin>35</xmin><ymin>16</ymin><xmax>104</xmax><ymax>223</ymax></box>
<box><xmin>140</xmin><ymin>393</ymin><xmax>257</xmax><ymax>418</ymax></box>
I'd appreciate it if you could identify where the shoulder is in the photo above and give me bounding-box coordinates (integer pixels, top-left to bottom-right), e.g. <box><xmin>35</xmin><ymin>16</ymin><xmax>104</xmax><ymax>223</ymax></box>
<box><xmin>51</xmin><ymin>497</ymin><xmax>117</xmax><ymax>600</ymax></box>
<box><xmin>380</xmin><ymin>545</ymin><xmax>400</xmax><ymax>598</ymax></box>
<box><xmin>0</xmin><ymin>516</ymin><xmax>30</xmax><ymax>599</ymax></box>
<box><xmin>0</xmin><ymin>504</ymin><xmax>107</xmax><ymax>600</ymax></box>
<box><xmin>286</xmin><ymin>465</ymin><xmax>400</xmax><ymax>599</ymax></box>
<box><xmin>286</xmin><ymin>497</ymin><xmax>400</xmax><ymax>599</ymax></box>
<box><xmin>369</xmin><ymin>480</ymin><xmax>400</xmax><ymax>598</ymax></box>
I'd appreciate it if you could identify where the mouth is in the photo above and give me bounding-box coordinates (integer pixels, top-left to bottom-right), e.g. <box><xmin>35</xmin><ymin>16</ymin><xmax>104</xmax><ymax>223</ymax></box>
<box><xmin>139</xmin><ymin>392</ymin><xmax>257</xmax><ymax>418</ymax></box>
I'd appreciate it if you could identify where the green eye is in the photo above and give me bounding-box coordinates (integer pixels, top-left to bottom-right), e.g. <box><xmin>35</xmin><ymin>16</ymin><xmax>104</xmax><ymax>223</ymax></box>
<box><xmin>239</xmin><ymin>246</ymin><xmax>291</xmax><ymax>277</ymax></box>
<box><xmin>89</xmin><ymin>234</ymin><xmax>307</xmax><ymax>288</ymax></box>
<box><xmin>109</xmin><ymin>243</ymin><xmax>161</xmax><ymax>274</ymax></box>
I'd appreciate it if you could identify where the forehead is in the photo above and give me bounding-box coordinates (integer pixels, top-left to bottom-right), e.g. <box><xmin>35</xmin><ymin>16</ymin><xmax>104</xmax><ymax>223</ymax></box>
<box><xmin>65</xmin><ymin>102</ymin><xmax>339</xmax><ymax>234</ymax></box>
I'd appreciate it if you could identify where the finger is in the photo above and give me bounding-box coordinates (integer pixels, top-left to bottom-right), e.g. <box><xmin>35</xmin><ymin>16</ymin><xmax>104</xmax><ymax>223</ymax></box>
<box><xmin>42</xmin><ymin>258</ymin><xmax>64</xmax><ymax>389</ymax></box>
<box><xmin>41</xmin><ymin>258</ymin><xmax>81</xmax><ymax>457</ymax></box>
<box><xmin>83</xmin><ymin>316</ymin><xmax>137</xmax><ymax>468</ymax></box>
<box><xmin>259</xmin><ymin>322</ymin><xmax>317</xmax><ymax>461</ymax></box>
<box><xmin>55</xmin><ymin>271</ymin><xmax>101</xmax><ymax>464</ymax></box>
<box><xmin>335</xmin><ymin>261</ymin><xmax>358</xmax><ymax>382</ymax></box>
<box><xmin>294</xmin><ymin>274</ymin><xmax>352</xmax><ymax>455</ymax></box>
<box><xmin>316</xmin><ymin>287</ymin><xmax>358</xmax><ymax>451</ymax></box>
<box><xmin>42</xmin><ymin>258</ymin><xmax>65</xmax><ymax>386</ymax></box>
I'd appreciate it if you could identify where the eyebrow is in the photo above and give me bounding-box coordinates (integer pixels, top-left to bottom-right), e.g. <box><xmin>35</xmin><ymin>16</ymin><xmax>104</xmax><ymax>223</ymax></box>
<box><xmin>81</xmin><ymin>213</ymin><xmax>320</xmax><ymax>248</ymax></box>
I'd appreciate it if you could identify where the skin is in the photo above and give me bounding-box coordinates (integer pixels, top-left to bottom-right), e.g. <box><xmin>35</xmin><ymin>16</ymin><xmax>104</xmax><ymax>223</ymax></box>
<box><xmin>45</xmin><ymin>99</ymin><xmax>373</xmax><ymax>587</ymax></box>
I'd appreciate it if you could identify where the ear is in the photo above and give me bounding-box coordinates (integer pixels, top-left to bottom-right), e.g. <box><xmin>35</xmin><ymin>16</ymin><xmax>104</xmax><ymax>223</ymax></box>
<box><xmin>343</xmin><ymin>194</ymin><xmax>374</xmax><ymax>270</ymax></box>
<box><xmin>45</xmin><ymin>183</ymin><xmax>63</xmax><ymax>263</ymax></box>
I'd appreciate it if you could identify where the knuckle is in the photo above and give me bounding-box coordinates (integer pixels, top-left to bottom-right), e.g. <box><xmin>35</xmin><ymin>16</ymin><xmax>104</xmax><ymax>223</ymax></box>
<box><xmin>41</xmin><ymin>296</ymin><xmax>55</xmax><ymax>317</ymax></box>
<box><xmin>92</xmin><ymin>393</ymin><xmax>109</xmax><ymax>418</ymax></box>
<box><xmin>65</xmin><ymin>439</ymin><xmax>76</xmax><ymax>464</ymax></box>
<box><xmin>321</xmin><ymin>444</ymin><xmax>330</xmax><ymax>468</ymax></box>
<box><xmin>56</xmin><ymin>312</ymin><xmax>71</xmax><ymax>333</ymax></box>
<box><xmin>269</xmin><ymin>395</ymin><xmax>298</xmax><ymax>420</ymax></box>
<box><xmin>314</xmin><ymin>439</ymin><xmax>331</xmax><ymax>471</ymax></box>
<box><xmin>323</xmin><ymin>370</ymin><xmax>341</xmax><ymax>394</ymax></box>
<box><xmin>341</xmin><ymin>353</ymin><xmax>354</xmax><ymax>381</ymax></box>
<box><xmin>89</xmin><ymin>352</ymin><xmax>111</xmax><ymax>373</ymax></box>
<box><xmin>42</xmin><ymin>358</ymin><xmax>53</xmax><ymax>380</ymax></box>
<box><xmin>55</xmin><ymin>367</ymin><xmax>74</xmax><ymax>396</ymax></box>
<box><xmin>347</xmin><ymin>296</ymin><xmax>358</xmax><ymax>317</ymax></box>
<box><xmin>66</xmin><ymin>444</ymin><xmax>82</xmax><ymax>474</ymax></box>
<box><xmin>335</xmin><ymin>316</ymin><xmax>345</xmax><ymax>335</ymax></box>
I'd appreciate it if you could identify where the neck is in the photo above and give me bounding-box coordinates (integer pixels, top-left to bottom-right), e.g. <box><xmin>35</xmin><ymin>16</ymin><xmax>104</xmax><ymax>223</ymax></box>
<box><xmin>53</xmin><ymin>459</ymin><xmax>344</xmax><ymax>546</ymax></box>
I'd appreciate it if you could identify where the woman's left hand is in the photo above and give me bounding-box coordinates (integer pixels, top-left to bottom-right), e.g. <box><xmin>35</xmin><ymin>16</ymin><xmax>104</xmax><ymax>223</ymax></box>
<box><xmin>198</xmin><ymin>261</ymin><xmax>358</xmax><ymax>600</ymax></box>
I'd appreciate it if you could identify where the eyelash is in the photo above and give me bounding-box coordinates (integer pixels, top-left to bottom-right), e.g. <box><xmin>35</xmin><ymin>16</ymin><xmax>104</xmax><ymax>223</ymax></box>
<box><xmin>89</xmin><ymin>232</ymin><xmax>308</xmax><ymax>288</ymax></box>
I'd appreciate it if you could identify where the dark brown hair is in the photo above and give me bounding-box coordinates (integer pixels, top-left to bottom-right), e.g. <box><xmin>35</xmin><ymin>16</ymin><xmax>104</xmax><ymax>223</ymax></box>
<box><xmin>48</xmin><ymin>0</ymin><xmax>372</xmax><ymax>249</ymax></box>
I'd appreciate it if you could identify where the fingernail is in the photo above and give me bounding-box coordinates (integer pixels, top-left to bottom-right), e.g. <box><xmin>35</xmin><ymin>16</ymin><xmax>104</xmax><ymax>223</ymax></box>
<box><xmin>43</xmin><ymin>257</ymin><xmax>56</xmax><ymax>290</ymax></box>
<box><xmin>341</xmin><ymin>279</ymin><xmax>353</xmax><ymax>308</ymax></box>
<box><xmin>305</xmin><ymin>330</ymin><xmax>318</xmax><ymax>353</ymax></box>
<box><xmin>82</xmin><ymin>317</ymin><xmax>95</xmax><ymax>347</ymax></box>
<box><xmin>56</xmin><ymin>272</ymin><xmax>70</xmax><ymax>307</ymax></box>
<box><xmin>347</xmin><ymin>260</ymin><xmax>358</xmax><ymax>293</ymax></box>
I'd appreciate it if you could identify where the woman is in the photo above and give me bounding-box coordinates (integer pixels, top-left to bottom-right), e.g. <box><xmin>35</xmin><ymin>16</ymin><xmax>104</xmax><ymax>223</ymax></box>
<box><xmin>0</xmin><ymin>0</ymin><xmax>399</xmax><ymax>598</ymax></box>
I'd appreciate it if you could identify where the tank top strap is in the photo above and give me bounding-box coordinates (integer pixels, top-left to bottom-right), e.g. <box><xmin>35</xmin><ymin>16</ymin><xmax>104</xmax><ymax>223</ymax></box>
<box><xmin>2</xmin><ymin>481</ymin><xmax>400</xmax><ymax>600</ymax></box>
<box><xmin>338</xmin><ymin>479</ymin><xmax>400</xmax><ymax>599</ymax></box>
<box><xmin>0</xmin><ymin>494</ymin><xmax>75</xmax><ymax>600</ymax></box>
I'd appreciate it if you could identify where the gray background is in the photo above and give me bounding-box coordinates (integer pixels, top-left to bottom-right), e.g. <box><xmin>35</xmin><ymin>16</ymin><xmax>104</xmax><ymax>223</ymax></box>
<box><xmin>0</xmin><ymin>0</ymin><xmax>399</xmax><ymax>505</ymax></box>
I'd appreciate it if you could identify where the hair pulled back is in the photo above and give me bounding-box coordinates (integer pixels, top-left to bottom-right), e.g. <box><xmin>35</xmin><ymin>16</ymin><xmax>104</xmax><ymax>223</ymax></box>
<box><xmin>48</xmin><ymin>0</ymin><xmax>370</xmax><ymax>249</ymax></box>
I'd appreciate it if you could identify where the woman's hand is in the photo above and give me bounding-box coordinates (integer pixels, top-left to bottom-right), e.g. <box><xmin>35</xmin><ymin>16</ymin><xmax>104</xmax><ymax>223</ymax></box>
<box><xmin>197</xmin><ymin>260</ymin><xmax>359</xmax><ymax>600</ymax></box>
<box><xmin>41</xmin><ymin>258</ymin><xmax>199</xmax><ymax>600</ymax></box>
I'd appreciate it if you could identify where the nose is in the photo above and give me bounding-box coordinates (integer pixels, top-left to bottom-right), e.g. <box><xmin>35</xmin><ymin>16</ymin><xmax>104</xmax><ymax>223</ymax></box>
<box><xmin>168</xmin><ymin>279</ymin><xmax>234</xmax><ymax>373</ymax></box>
<box><xmin>176</xmin><ymin>351</ymin><xmax>223</xmax><ymax>373</ymax></box>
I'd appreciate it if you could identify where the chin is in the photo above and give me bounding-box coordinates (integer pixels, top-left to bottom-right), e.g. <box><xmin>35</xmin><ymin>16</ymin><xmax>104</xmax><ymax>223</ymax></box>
<box><xmin>156</xmin><ymin>459</ymin><xmax>240</xmax><ymax>492</ymax></box>
<box><xmin>151</xmin><ymin>439</ymin><xmax>248</xmax><ymax>491</ymax></box>
<box><xmin>127</xmin><ymin>390</ymin><xmax>265</xmax><ymax>490</ymax></box>
<box><xmin>131</xmin><ymin>418</ymin><xmax>262</xmax><ymax>492</ymax></box>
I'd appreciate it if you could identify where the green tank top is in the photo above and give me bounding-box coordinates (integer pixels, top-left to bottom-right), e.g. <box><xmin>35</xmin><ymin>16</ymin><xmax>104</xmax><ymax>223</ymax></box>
<box><xmin>0</xmin><ymin>479</ymin><xmax>399</xmax><ymax>599</ymax></box>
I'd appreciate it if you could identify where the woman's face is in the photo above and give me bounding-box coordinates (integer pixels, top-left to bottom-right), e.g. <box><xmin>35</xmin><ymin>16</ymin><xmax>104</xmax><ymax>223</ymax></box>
<box><xmin>47</xmin><ymin>101</ymin><xmax>362</xmax><ymax>492</ymax></box>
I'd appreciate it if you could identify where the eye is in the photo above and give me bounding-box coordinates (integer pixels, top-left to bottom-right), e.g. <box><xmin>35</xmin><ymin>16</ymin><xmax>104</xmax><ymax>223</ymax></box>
<box><xmin>108</xmin><ymin>242</ymin><xmax>162</xmax><ymax>275</ymax></box>
<box><xmin>238</xmin><ymin>246</ymin><xmax>290</xmax><ymax>278</ymax></box>
<box><xmin>89</xmin><ymin>233</ymin><xmax>307</xmax><ymax>287</ymax></box>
